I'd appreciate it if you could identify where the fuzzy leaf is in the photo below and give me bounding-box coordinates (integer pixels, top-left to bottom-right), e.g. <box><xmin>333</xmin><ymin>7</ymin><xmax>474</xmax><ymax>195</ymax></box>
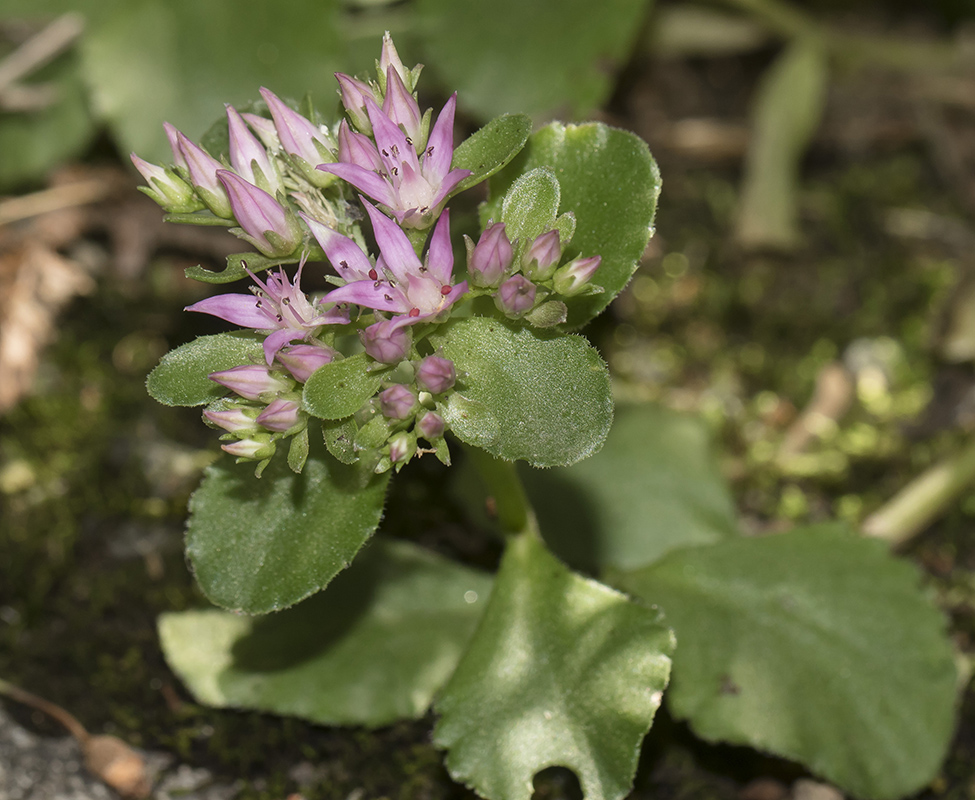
<box><xmin>186</xmin><ymin>441</ymin><xmax>389</xmax><ymax>613</ymax></box>
<box><xmin>146</xmin><ymin>331</ymin><xmax>264</xmax><ymax>407</ymax></box>
<box><xmin>302</xmin><ymin>354</ymin><xmax>385</xmax><ymax>420</ymax></box>
<box><xmin>499</xmin><ymin>168</ymin><xmax>561</xmax><ymax>258</ymax></box>
<box><xmin>611</xmin><ymin>525</ymin><xmax>959</xmax><ymax>800</ymax></box>
<box><xmin>487</xmin><ymin>123</ymin><xmax>660</xmax><ymax>329</ymax></box>
<box><xmin>184</xmin><ymin>250</ymin><xmax>307</xmax><ymax>284</ymax></box>
<box><xmin>433</xmin><ymin>318</ymin><xmax>612</xmax><ymax>467</ymax></box>
<box><xmin>525</xmin><ymin>403</ymin><xmax>738</xmax><ymax>573</ymax></box>
<box><xmin>159</xmin><ymin>538</ymin><xmax>491</xmax><ymax>725</ymax></box>
<box><xmin>434</xmin><ymin>533</ymin><xmax>673</xmax><ymax>800</ymax></box>
<box><xmin>453</xmin><ymin>113</ymin><xmax>533</xmax><ymax>193</ymax></box>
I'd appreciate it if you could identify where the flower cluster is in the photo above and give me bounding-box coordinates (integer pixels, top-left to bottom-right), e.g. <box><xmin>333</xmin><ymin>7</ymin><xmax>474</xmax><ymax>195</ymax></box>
<box><xmin>135</xmin><ymin>34</ymin><xmax>603</xmax><ymax>474</ymax></box>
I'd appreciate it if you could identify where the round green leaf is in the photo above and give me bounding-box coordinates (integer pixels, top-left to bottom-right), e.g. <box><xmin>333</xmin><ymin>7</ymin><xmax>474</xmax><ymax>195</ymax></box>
<box><xmin>453</xmin><ymin>113</ymin><xmax>532</xmax><ymax>193</ymax></box>
<box><xmin>146</xmin><ymin>331</ymin><xmax>264</xmax><ymax>407</ymax></box>
<box><xmin>499</xmin><ymin>167</ymin><xmax>561</xmax><ymax>246</ymax></box>
<box><xmin>489</xmin><ymin>123</ymin><xmax>660</xmax><ymax>329</ymax></box>
<box><xmin>302</xmin><ymin>354</ymin><xmax>384</xmax><ymax>420</ymax></box>
<box><xmin>159</xmin><ymin>538</ymin><xmax>492</xmax><ymax>726</ymax></box>
<box><xmin>612</xmin><ymin>525</ymin><xmax>959</xmax><ymax>800</ymax></box>
<box><xmin>433</xmin><ymin>318</ymin><xmax>612</xmax><ymax>467</ymax></box>
<box><xmin>186</xmin><ymin>443</ymin><xmax>389</xmax><ymax>613</ymax></box>
<box><xmin>525</xmin><ymin>403</ymin><xmax>738</xmax><ymax>573</ymax></box>
<box><xmin>434</xmin><ymin>533</ymin><xmax>674</xmax><ymax>800</ymax></box>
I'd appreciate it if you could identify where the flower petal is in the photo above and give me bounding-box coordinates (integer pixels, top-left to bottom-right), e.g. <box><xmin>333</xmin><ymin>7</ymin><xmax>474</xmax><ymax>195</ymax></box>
<box><xmin>263</xmin><ymin>327</ymin><xmax>302</xmax><ymax>365</ymax></box>
<box><xmin>424</xmin><ymin>94</ymin><xmax>458</xmax><ymax>180</ymax></box>
<box><xmin>324</xmin><ymin>280</ymin><xmax>410</xmax><ymax>314</ymax></box>
<box><xmin>185</xmin><ymin>293</ymin><xmax>273</xmax><ymax>329</ymax></box>
<box><xmin>363</xmin><ymin>201</ymin><xmax>422</xmax><ymax>283</ymax></box>
<box><xmin>299</xmin><ymin>213</ymin><xmax>374</xmax><ymax>282</ymax></box>
<box><xmin>426</xmin><ymin>208</ymin><xmax>454</xmax><ymax>285</ymax></box>
<box><xmin>317</xmin><ymin>162</ymin><xmax>397</xmax><ymax>208</ymax></box>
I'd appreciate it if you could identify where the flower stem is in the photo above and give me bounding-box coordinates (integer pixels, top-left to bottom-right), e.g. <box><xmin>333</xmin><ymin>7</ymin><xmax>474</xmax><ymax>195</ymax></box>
<box><xmin>465</xmin><ymin>446</ymin><xmax>539</xmax><ymax>538</ymax></box>
<box><xmin>0</xmin><ymin>677</ymin><xmax>89</xmax><ymax>742</ymax></box>
<box><xmin>861</xmin><ymin>436</ymin><xmax>975</xmax><ymax>548</ymax></box>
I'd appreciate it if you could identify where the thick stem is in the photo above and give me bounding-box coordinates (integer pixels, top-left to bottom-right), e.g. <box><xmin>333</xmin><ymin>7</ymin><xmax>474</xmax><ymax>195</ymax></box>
<box><xmin>861</xmin><ymin>437</ymin><xmax>975</xmax><ymax>548</ymax></box>
<box><xmin>465</xmin><ymin>446</ymin><xmax>540</xmax><ymax>538</ymax></box>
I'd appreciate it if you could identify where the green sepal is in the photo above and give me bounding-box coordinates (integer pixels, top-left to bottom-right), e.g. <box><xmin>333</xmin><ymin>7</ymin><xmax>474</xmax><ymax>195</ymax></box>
<box><xmin>287</xmin><ymin>426</ymin><xmax>310</xmax><ymax>473</ymax></box>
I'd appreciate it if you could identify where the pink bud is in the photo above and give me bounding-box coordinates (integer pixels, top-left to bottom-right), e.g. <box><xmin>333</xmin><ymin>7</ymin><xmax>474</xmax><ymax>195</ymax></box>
<box><xmin>468</xmin><ymin>223</ymin><xmax>512</xmax><ymax>288</ymax></box>
<box><xmin>388</xmin><ymin>431</ymin><xmax>417</xmax><ymax>464</ymax></box>
<box><xmin>227</xmin><ymin>104</ymin><xmax>282</xmax><ymax>196</ymax></box>
<box><xmin>360</xmin><ymin>319</ymin><xmax>411</xmax><ymax>364</ymax></box>
<box><xmin>553</xmin><ymin>255</ymin><xmax>601</xmax><ymax>296</ymax></box>
<box><xmin>209</xmin><ymin>364</ymin><xmax>292</xmax><ymax>401</ymax></box>
<box><xmin>523</xmin><ymin>230</ymin><xmax>562</xmax><ymax>280</ymax></box>
<box><xmin>416</xmin><ymin>411</ymin><xmax>445</xmax><ymax>441</ymax></box>
<box><xmin>495</xmin><ymin>274</ymin><xmax>536</xmax><ymax>318</ymax></box>
<box><xmin>276</xmin><ymin>344</ymin><xmax>337</xmax><ymax>383</ymax></box>
<box><xmin>176</xmin><ymin>133</ymin><xmax>232</xmax><ymax>218</ymax></box>
<box><xmin>415</xmin><ymin>355</ymin><xmax>455</xmax><ymax>394</ymax></box>
<box><xmin>336</xmin><ymin>73</ymin><xmax>376</xmax><ymax>134</ymax></box>
<box><xmin>217</xmin><ymin>170</ymin><xmax>301</xmax><ymax>257</ymax></box>
<box><xmin>256</xmin><ymin>398</ymin><xmax>301</xmax><ymax>432</ymax></box>
<box><xmin>380</xmin><ymin>384</ymin><xmax>418</xmax><ymax>420</ymax></box>
<box><xmin>203</xmin><ymin>405</ymin><xmax>259</xmax><ymax>433</ymax></box>
<box><xmin>221</xmin><ymin>435</ymin><xmax>276</xmax><ymax>460</ymax></box>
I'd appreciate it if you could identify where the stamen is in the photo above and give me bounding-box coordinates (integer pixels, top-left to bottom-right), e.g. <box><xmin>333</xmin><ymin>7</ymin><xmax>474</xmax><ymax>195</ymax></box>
<box><xmin>440</xmin><ymin>285</ymin><xmax>452</xmax><ymax>296</ymax></box>
<box><xmin>384</xmin><ymin>293</ymin><xmax>394</xmax><ymax>302</ymax></box>
<box><xmin>409</xmin><ymin>308</ymin><xmax>420</xmax><ymax>317</ymax></box>
<box><xmin>368</xmin><ymin>268</ymin><xmax>378</xmax><ymax>280</ymax></box>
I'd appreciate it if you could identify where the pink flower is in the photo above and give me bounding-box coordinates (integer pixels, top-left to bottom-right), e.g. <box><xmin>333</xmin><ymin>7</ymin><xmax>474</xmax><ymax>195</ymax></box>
<box><xmin>319</xmin><ymin>94</ymin><xmax>471</xmax><ymax>229</ymax></box>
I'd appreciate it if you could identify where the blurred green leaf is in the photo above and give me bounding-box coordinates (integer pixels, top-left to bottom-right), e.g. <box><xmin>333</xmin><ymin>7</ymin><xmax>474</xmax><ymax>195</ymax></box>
<box><xmin>736</xmin><ymin>39</ymin><xmax>829</xmax><ymax>249</ymax></box>
<box><xmin>146</xmin><ymin>331</ymin><xmax>264</xmax><ymax>407</ymax></box>
<box><xmin>434</xmin><ymin>532</ymin><xmax>673</xmax><ymax>800</ymax></box>
<box><xmin>187</xmin><ymin>441</ymin><xmax>389</xmax><ymax>613</ymax></box>
<box><xmin>415</xmin><ymin>0</ymin><xmax>651</xmax><ymax>122</ymax></box>
<box><xmin>159</xmin><ymin>537</ymin><xmax>492</xmax><ymax>726</ymax></box>
<box><xmin>0</xmin><ymin>50</ymin><xmax>95</xmax><ymax>190</ymax></box>
<box><xmin>525</xmin><ymin>403</ymin><xmax>738</xmax><ymax>574</ymax></box>
<box><xmin>433</xmin><ymin>317</ymin><xmax>613</xmax><ymax>467</ymax></box>
<box><xmin>612</xmin><ymin>525</ymin><xmax>959</xmax><ymax>800</ymax></box>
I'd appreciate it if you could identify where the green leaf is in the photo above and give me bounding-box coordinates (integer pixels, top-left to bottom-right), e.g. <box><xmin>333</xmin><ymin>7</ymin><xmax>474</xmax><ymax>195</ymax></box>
<box><xmin>525</xmin><ymin>403</ymin><xmax>738</xmax><ymax>574</ymax></box>
<box><xmin>434</xmin><ymin>533</ymin><xmax>673</xmax><ymax>800</ymax></box>
<box><xmin>146</xmin><ymin>332</ymin><xmax>264</xmax><ymax>407</ymax></box>
<box><xmin>432</xmin><ymin>318</ymin><xmax>612</xmax><ymax>467</ymax></box>
<box><xmin>499</xmin><ymin>168</ymin><xmax>561</xmax><ymax>260</ymax></box>
<box><xmin>0</xmin><ymin>50</ymin><xmax>95</xmax><ymax>190</ymax></box>
<box><xmin>184</xmin><ymin>250</ymin><xmax>305</xmax><ymax>284</ymax></box>
<box><xmin>611</xmin><ymin>525</ymin><xmax>959</xmax><ymax>800</ymax></box>
<box><xmin>453</xmin><ymin>113</ymin><xmax>533</xmax><ymax>194</ymax></box>
<box><xmin>186</xmin><ymin>442</ymin><xmax>389</xmax><ymax>613</ymax></box>
<box><xmin>488</xmin><ymin>123</ymin><xmax>660</xmax><ymax>328</ymax></box>
<box><xmin>415</xmin><ymin>0</ymin><xmax>650</xmax><ymax>122</ymax></box>
<box><xmin>302</xmin><ymin>354</ymin><xmax>385</xmax><ymax>420</ymax></box>
<box><xmin>158</xmin><ymin>537</ymin><xmax>491</xmax><ymax>726</ymax></box>
<box><xmin>736</xmin><ymin>40</ymin><xmax>829</xmax><ymax>249</ymax></box>
<box><xmin>322</xmin><ymin>417</ymin><xmax>359</xmax><ymax>465</ymax></box>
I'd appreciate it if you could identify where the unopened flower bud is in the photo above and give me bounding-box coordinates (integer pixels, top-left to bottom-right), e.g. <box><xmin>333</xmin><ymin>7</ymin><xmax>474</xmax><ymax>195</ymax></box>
<box><xmin>415</xmin><ymin>355</ymin><xmax>456</xmax><ymax>394</ymax></box>
<box><xmin>210</xmin><ymin>364</ymin><xmax>292</xmax><ymax>401</ymax></box>
<box><xmin>337</xmin><ymin>120</ymin><xmax>383</xmax><ymax>172</ymax></box>
<box><xmin>380</xmin><ymin>384</ymin><xmax>418</xmax><ymax>420</ymax></box>
<box><xmin>130</xmin><ymin>154</ymin><xmax>201</xmax><ymax>213</ymax></box>
<box><xmin>203</xmin><ymin>404</ymin><xmax>260</xmax><ymax>433</ymax></box>
<box><xmin>256</xmin><ymin>398</ymin><xmax>301</xmax><ymax>432</ymax></box>
<box><xmin>260</xmin><ymin>88</ymin><xmax>336</xmax><ymax>187</ymax></box>
<box><xmin>227</xmin><ymin>104</ymin><xmax>283</xmax><ymax>196</ymax></box>
<box><xmin>495</xmin><ymin>274</ymin><xmax>537</xmax><ymax>318</ymax></box>
<box><xmin>523</xmin><ymin>230</ymin><xmax>562</xmax><ymax>281</ymax></box>
<box><xmin>336</xmin><ymin>73</ymin><xmax>376</xmax><ymax>135</ymax></box>
<box><xmin>177</xmin><ymin>132</ymin><xmax>233</xmax><ymax>218</ymax></box>
<box><xmin>361</xmin><ymin>319</ymin><xmax>411</xmax><ymax>364</ymax></box>
<box><xmin>163</xmin><ymin>122</ymin><xmax>187</xmax><ymax>171</ymax></box>
<box><xmin>382</xmin><ymin>67</ymin><xmax>424</xmax><ymax>149</ymax></box>
<box><xmin>416</xmin><ymin>411</ymin><xmax>445</xmax><ymax>441</ymax></box>
<box><xmin>388</xmin><ymin>431</ymin><xmax>417</xmax><ymax>465</ymax></box>
<box><xmin>276</xmin><ymin>344</ymin><xmax>337</xmax><ymax>382</ymax></box>
<box><xmin>467</xmin><ymin>223</ymin><xmax>512</xmax><ymax>288</ymax></box>
<box><xmin>241</xmin><ymin>112</ymin><xmax>279</xmax><ymax>150</ymax></box>
<box><xmin>217</xmin><ymin>170</ymin><xmax>302</xmax><ymax>257</ymax></box>
<box><xmin>378</xmin><ymin>32</ymin><xmax>415</xmax><ymax>92</ymax></box>
<box><xmin>222</xmin><ymin>434</ymin><xmax>276</xmax><ymax>460</ymax></box>
<box><xmin>553</xmin><ymin>255</ymin><xmax>601</xmax><ymax>297</ymax></box>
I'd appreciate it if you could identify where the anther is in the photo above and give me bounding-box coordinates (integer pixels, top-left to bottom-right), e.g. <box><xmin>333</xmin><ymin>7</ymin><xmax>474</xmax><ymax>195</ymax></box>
<box><xmin>440</xmin><ymin>285</ymin><xmax>452</xmax><ymax>295</ymax></box>
<box><xmin>368</xmin><ymin>268</ymin><xmax>378</xmax><ymax>280</ymax></box>
<box><xmin>409</xmin><ymin>308</ymin><xmax>420</xmax><ymax>317</ymax></box>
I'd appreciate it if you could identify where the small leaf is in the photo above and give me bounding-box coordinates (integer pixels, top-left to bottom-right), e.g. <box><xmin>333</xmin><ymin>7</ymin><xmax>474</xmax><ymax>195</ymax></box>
<box><xmin>434</xmin><ymin>533</ymin><xmax>673</xmax><ymax>800</ymax></box>
<box><xmin>186</xmin><ymin>441</ymin><xmax>389</xmax><ymax>613</ymax></box>
<box><xmin>433</xmin><ymin>318</ymin><xmax>612</xmax><ymax>467</ymax></box>
<box><xmin>499</xmin><ymin>168</ymin><xmax>560</xmax><ymax>258</ymax></box>
<box><xmin>159</xmin><ymin>537</ymin><xmax>491</xmax><ymax>726</ymax></box>
<box><xmin>453</xmin><ymin>113</ymin><xmax>533</xmax><ymax>193</ymax></box>
<box><xmin>287</xmin><ymin>426</ymin><xmax>309</xmax><ymax>473</ymax></box>
<box><xmin>488</xmin><ymin>123</ymin><xmax>660</xmax><ymax>329</ymax></box>
<box><xmin>323</xmin><ymin>417</ymin><xmax>359</xmax><ymax>464</ymax></box>
<box><xmin>303</xmin><ymin>354</ymin><xmax>384</xmax><ymax>420</ymax></box>
<box><xmin>611</xmin><ymin>525</ymin><xmax>959</xmax><ymax>800</ymax></box>
<box><xmin>525</xmin><ymin>403</ymin><xmax>738</xmax><ymax>573</ymax></box>
<box><xmin>146</xmin><ymin>332</ymin><xmax>264</xmax><ymax>407</ymax></box>
<box><xmin>185</xmin><ymin>250</ymin><xmax>305</xmax><ymax>284</ymax></box>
